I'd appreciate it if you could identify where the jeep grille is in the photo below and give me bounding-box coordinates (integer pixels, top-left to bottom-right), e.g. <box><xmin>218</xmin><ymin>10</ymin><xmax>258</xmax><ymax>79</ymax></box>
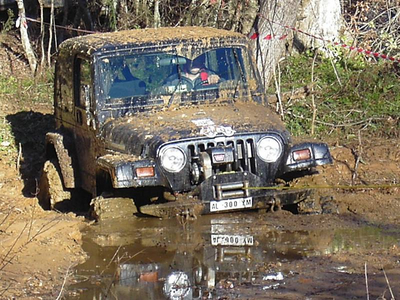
<box><xmin>187</xmin><ymin>138</ymin><xmax>257</xmax><ymax>174</ymax></box>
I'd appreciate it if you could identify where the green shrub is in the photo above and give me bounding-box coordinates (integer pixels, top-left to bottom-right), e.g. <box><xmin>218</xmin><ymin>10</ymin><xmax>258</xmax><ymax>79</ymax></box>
<box><xmin>273</xmin><ymin>50</ymin><xmax>400</xmax><ymax>138</ymax></box>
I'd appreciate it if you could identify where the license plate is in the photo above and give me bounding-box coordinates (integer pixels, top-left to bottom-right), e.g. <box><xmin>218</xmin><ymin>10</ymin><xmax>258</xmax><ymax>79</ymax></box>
<box><xmin>210</xmin><ymin>197</ymin><xmax>252</xmax><ymax>212</ymax></box>
<box><xmin>211</xmin><ymin>234</ymin><xmax>254</xmax><ymax>246</ymax></box>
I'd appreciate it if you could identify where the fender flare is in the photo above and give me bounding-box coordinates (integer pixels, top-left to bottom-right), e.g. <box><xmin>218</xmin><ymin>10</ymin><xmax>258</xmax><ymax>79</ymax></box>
<box><xmin>45</xmin><ymin>132</ymin><xmax>76</xmax><ymax>189</ymax></box>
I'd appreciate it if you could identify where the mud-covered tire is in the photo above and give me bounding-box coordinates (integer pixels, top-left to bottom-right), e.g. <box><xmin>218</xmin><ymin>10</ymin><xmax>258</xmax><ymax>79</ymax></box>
<box><xmin>90</xmin><ymin>196</ymin><xmax>138</xmax><ymax>221</ymax></box>
<box><xmin>37</xmin><ymin>160</ymin><xmax>71</xmax><ymax>210</ymax></box>
<box><xmin>297</xmin><ymin>195</ymin><xmax>339</xmax><ymax>215</ymax></box>
<box><xmin>297</xmin><ymin>195</ymin><xmax>322</xmax><ymax>214</ymax></box>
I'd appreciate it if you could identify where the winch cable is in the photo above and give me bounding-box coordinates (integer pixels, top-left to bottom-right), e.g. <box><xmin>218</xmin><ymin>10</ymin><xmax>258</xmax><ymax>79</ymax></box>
<box><xmin>245</xmin><ymin>182</ymin><xmax>400</xmax><ymax>191</ymax></box>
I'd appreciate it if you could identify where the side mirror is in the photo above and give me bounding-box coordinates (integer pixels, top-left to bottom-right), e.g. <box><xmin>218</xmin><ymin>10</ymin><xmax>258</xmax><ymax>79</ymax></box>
<box><xmin>81</xmin><ymin>84</ymin><xmax>96</xmax><ymax>129</ymax></box>
<box><xmin>81</xmin><ymin>84</ymin><xmax>91</xmax><ymax>108</ymax></box>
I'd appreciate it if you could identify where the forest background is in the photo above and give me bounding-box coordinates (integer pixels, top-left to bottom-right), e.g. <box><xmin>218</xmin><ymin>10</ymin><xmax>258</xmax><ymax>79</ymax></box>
<box><xmin>0</xmin><ymin>0</ymin><xmax>398</xmax><ymax>142</ymax></box>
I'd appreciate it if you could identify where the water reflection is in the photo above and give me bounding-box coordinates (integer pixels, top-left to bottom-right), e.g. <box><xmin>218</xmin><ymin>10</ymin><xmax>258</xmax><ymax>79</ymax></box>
<box><xmin>66</xmin><ymin>213</ymin><xmax>399</xmax><ymax>299</ymax></box>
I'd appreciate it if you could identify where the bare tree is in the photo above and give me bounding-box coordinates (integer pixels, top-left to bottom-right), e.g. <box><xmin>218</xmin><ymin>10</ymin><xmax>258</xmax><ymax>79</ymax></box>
<box><xmin>154</xmin><ymin>0</ymin><xmax>160</xmax><ymax>28</ymax></box>
<box><xmin>17</xmin><ymin>0</ymin><xmax>37</xmax><ymax>74</ymax></box>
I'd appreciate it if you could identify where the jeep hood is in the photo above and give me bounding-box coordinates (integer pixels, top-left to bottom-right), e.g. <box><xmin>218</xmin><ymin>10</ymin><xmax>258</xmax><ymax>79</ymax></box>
<box><xmin>100</xmin><ymin>101</ymin><xmax>288</xmax><ymax>157</ymax></box>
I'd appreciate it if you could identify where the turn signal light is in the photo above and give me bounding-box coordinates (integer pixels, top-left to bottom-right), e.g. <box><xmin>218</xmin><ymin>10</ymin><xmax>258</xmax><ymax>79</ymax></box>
<box><xmin>293</xmin><ymin>149</ymin><xmax>311</xmax><ymax>161</ymax></box>
<box><xmin>136</xmin><ymin>167</ymin><xmax>155</xmax><ymax>178</ymax></box>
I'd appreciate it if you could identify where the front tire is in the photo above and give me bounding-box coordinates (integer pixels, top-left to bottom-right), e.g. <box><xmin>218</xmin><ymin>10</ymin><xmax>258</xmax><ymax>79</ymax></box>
<box><xmin>37</xmin><ymin>160</ymin><xmax>71</xmax><ymax>210</ymax></box>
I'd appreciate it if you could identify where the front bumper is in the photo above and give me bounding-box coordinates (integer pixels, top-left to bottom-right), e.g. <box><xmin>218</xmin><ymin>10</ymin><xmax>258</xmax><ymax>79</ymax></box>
<box><xmin>141</xmin><ymin>172</ymin><xmax>311</xmax><ymax>218</ymax></box>
<box><xmin>199</xmin><ymin>172</ymin><xmax>310</xmax><ymax>214</ymax></box>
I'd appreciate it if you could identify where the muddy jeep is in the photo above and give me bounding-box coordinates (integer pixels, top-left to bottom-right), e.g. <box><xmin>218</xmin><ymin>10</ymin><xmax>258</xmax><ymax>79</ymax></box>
<box><xmin>38</xmin><ymin>27</ymin><xmax>332</xmax><ymax>218</ymax></box>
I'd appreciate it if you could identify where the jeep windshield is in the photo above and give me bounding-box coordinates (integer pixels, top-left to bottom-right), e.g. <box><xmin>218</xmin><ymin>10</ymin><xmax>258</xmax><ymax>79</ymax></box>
<box><xmin>96</xmin><ymin>47</ymin><xmax>260</xmax><ymax>111</ymax></box>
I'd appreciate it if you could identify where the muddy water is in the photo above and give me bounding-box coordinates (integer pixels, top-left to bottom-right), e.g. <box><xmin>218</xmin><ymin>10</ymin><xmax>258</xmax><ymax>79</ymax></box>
<box><xmin>66</xmin><ymin>213</ymin><xmax>400</xmax><ymax>299</ymax></box>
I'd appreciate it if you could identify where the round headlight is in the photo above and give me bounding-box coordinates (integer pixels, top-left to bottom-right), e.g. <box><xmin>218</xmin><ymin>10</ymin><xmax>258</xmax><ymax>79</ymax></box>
<box><xmin>257</xmin><ymin>136</ymin><xmax>282</xmax><ymax>162</ymax></box>
<box><xmin>160</xmin><ymin>146</ymin><xmax>186</xmax><ymax>173</ymax></box>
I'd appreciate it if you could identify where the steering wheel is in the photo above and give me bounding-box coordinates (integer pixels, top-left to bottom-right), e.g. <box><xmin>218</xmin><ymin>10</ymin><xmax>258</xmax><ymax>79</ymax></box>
<box><xmin>175</xmin><ymin>76</ymin><xmax>195</xmax><ymax>92</ymax></box>
<box><xmin>193</xmin><ymin>79</ymin><xmax>219</xmax><ymax>91</ymax></box>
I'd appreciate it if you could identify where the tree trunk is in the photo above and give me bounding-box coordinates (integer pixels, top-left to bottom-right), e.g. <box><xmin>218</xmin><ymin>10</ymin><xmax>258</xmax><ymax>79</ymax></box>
<box><xmin>17</xmin><ymin>0</ymin><xmax>37</xmax><ymax>74</ymax></box>
<box><xmin>154</xmin><ymin>0</ymin><xmax>160</xmax><ymax>28</ymax></box>
<box><xmin>48</xmin><ymin>0</ymin><xmax>55</xmax><ymax>66</ymax></box>
<box><xmin>295</xmin><ymin>0</ymin><xmax>342</xmax><ymax>50</ymax></box>
<box><xmin>38</xmin><ymin>0</ymin><xmax>45</xmax><ymax>68</ymax></box>
<box><xmin>251</xmin><ymin>0</ymin><xmax>301</xmax><ymax>89</ymax></box>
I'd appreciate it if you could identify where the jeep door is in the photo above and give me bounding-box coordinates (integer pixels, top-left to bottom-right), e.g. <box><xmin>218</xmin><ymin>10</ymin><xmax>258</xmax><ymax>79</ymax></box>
<box><xmin>72</xmin><ymin>56</ymin><xmax>98</xmax><ymax>195</ymax></box>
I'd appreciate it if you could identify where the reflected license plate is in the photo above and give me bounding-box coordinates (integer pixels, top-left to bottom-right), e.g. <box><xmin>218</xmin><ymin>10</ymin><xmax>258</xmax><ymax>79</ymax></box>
<box><xmin>210</xmin><ymin>197</ymin><xmax>252</xmax><ymax>212</ymax></box>
<box><xmin>211</xmin><ymin>234</ymin><xmax>254</xmax><ymax>246</ymax></box>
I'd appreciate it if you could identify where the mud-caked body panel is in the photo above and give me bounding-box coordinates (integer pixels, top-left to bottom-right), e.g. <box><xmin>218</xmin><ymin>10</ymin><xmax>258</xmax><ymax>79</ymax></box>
<box><xmin>44</xmin><ymin>132</ymin><xmax>76</xmax><ymax>189</ymax></box>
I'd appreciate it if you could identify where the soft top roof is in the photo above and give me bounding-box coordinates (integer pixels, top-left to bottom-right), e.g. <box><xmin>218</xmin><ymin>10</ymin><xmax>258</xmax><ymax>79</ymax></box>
<box><xmin>60</xmin><ymin>26</ymin><xmax>248</xmax><ymax>56</ymax></box>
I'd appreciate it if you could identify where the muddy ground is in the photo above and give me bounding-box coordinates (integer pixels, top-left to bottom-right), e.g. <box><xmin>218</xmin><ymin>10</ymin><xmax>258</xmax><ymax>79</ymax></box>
<box><xmin>0</xmin><ymin>33</ymin><xmax>399</xmax><ymax>299</ymax></box>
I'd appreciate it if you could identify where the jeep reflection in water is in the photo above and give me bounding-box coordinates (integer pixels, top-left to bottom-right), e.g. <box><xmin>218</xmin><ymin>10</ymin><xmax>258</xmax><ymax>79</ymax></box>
<box><xmin>38</xmin><ymin>27</ymin><xmax>332</xmax><ymax>218</ymax></box>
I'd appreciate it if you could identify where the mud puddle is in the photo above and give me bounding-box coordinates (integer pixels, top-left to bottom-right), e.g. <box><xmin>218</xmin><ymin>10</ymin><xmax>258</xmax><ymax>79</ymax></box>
<box><xmin>65</xmin><ymin>213</ymin><xmax>400</xmax><ymax>299</ymax></box>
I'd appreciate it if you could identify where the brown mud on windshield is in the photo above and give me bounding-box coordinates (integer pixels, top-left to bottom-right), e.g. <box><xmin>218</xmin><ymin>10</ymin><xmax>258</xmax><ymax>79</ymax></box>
<box><xmin>64</xmin><ymin>26</ymin><xmax>245</xmax><ymax>56</ymax></box>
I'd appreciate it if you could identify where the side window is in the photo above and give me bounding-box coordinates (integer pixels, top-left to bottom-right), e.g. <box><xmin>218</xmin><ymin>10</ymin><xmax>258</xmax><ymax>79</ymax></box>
<box><xmin>55</xmin><ymin>52</ymin><xmax>74</xmax><ymax>112</ymax></box>
<box><xmin>74</xmin><ymin>57</ymin><xmax>91</xmax><ymax>109</ymax></box>
<box><xmin>204</xmin><ymin>48</ymin><xmax>243</xmax><ymax>81</ymax></box>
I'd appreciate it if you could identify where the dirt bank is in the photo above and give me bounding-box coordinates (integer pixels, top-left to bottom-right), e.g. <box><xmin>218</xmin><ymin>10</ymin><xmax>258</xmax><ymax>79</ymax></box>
<box><xmin>0</xmin><ymin>164</ymin><xmax>88</xmax><ymax>298</ymax></box>
<box><xmin>0</xmin><ymin>34</ymin><xmax>88</xmax><ymax>299</ymax></box>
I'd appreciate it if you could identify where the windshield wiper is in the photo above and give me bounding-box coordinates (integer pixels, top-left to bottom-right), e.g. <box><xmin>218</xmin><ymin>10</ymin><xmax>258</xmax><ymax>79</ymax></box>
<box><xmin>232</xmin><ymin>49</ymin><xmax>247</xmax><ymax>101</ymax></box>
<box><xmin>167</xmin><ymin>53</ymin><xmax>185</xmax><ymax>108</ymax></box>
